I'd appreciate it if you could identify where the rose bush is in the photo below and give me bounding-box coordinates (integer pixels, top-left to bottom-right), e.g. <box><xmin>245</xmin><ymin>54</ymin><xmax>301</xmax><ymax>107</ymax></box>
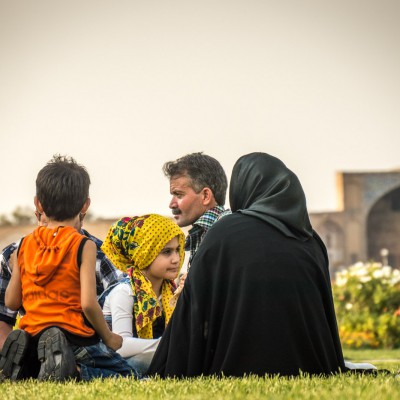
<box><xmin>332</xmin><ymin>262</ymin><xmax>400</xmax><ymax>349</ymax></box>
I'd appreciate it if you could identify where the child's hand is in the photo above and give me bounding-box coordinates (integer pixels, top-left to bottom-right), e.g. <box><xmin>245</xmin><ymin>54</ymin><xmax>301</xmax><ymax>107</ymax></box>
<box><xmin>169</xmin><ymin>273</ymin><xmax>188</xmax><ymax>308</ymax></box>
<box><xmin>104</xmin><ymin>332</ymin><xmax>123</xmax><ymax>351</ymax></box>
<box><xmin>9</xmin><ymin>250</ymin><xmax>18</xmax><ymax>272</ymax></box>
<box><xmin>177</xmin><ymin>272</ymin><xmax>187</xmax><ymax>291</ymax></box>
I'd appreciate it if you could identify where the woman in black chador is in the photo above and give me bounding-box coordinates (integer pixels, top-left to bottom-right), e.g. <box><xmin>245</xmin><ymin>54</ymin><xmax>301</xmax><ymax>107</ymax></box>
<box><xmin>148</xmin><ymin>152</ymin><xmax>345</xmax><ymax>377</ymax></box>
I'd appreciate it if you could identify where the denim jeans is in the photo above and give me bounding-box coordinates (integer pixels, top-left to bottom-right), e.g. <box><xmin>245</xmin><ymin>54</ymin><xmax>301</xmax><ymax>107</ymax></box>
<box><xmin>125</xmin><ymin>352</ymin><xmax>155</xmax><ymax>378</ymax></box>
<box><xmin>72</xmin><ymin>341</ymin><xmax>137</xmax><ymax>381</ymax></box>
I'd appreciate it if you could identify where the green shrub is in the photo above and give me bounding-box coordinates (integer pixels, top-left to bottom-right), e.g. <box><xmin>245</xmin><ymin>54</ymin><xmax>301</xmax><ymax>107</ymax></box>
<box><xmin>333</xmin><ymin>262</ymin><xmax>400</xmax><ymax>349</ymax></box>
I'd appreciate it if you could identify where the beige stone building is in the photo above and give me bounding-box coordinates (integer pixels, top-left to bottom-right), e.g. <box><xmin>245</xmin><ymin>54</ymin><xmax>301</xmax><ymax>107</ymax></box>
<box><xmin>309</xmin><ymin>170</ymin><xmax>400</xmax><ymax>276</ymax></box>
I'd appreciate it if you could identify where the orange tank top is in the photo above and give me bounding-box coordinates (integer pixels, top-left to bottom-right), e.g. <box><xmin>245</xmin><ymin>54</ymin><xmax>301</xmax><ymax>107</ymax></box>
<box><xmin>18</xmin><ymin>226</ymin><xmax>95</xmax><ymax>337</ymax></box>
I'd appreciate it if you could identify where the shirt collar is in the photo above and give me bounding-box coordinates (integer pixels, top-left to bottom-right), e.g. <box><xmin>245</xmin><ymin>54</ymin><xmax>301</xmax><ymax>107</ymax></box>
<box><xmin>191</xmin><ymin>205</ymin><xmax>229</xmax><ymax>231</ymax></box>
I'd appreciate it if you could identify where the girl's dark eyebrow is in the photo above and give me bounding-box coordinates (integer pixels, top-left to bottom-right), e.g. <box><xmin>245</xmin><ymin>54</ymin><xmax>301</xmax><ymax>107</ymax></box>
<box><xmin>162</xmin><ymin>245</ymin><xmax>180</xmax><ymax>251</ymax></box>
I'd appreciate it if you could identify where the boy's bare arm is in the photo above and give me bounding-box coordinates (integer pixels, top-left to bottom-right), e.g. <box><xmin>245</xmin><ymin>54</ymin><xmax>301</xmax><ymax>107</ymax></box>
<box><xmin>80</xmin><ymin>239</ymin><xmax>122</xmax><ymax>351</ymax></box>
<box><xmin>5</xmin><ymin>252</ymin><xmax>22</xmax><ymax>311</ymax></box>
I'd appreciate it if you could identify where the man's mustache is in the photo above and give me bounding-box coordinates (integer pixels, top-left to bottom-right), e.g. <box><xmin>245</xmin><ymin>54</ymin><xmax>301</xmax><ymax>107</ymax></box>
<box><xmin>172</xmin><ymin>209</ymin><xmax>181</xmax><ymax>216</ymax></box>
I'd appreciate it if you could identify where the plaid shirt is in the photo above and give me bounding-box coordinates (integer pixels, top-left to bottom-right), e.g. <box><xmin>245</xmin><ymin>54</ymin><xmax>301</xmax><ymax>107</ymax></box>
<box><xmin>185</xmin><ymin>205</ymin><xmax>231</xmax><ymax>269</ymax></box>
<box><xmin>0</xmin><ymin>229</ymin><xmax>125</xmax><ymax>327</ymax></box>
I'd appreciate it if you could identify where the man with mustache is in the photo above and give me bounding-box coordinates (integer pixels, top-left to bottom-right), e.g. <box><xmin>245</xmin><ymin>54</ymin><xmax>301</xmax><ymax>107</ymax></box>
<box><xmin>163</xmin><ymin>152</ymin><xmax>231</xmax><ymax>270</ymax></box>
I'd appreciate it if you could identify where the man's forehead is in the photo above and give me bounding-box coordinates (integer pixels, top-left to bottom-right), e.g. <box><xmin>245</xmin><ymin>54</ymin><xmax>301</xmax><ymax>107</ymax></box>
<box><xmin>170</xmin><ymin>175</ymin><xmax>192</xmax><ymax>188</ymax></box>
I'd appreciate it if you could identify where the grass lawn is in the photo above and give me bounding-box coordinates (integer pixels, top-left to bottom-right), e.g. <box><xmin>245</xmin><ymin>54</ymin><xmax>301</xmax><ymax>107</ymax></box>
<box><xmin>0</xmin><ymin>350</ymin><xmax>399</xmax><ymax>400</ymax></box>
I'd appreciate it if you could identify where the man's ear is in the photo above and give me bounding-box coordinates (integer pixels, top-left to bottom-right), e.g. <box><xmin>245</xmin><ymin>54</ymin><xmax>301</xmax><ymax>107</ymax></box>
<box><xmin>81</xmin><ymin>198</ymin><xmax>91</xmax><ymax>214</ymax></box>
<box><xmin>201</xmin><ymin>188</ymin><xmax>215</xmax><ymax>206</ymax></box>
<box><xmin>34</xmin><ymin>196</ymin><xmax>44</xmax><ymax>213</ymax></box>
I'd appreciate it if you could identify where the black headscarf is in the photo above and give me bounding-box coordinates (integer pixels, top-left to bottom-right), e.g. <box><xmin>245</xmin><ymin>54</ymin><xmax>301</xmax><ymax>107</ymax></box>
<box><xmin>230</xmin><ymin>152</ymin><xmax>313</xmax><ymax>241</ymax></box>
<box><xmin>147</xmin><ymin>153</ymin><xmax>345</xmax><ymax>378</ymax></box>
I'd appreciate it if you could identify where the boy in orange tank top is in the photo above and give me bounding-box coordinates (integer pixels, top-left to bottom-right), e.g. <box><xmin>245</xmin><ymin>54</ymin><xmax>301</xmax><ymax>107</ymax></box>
<box><xmin>0</xmin><ymin>155</ymin><xmax>135</xmax><ymax>381</ymax></box>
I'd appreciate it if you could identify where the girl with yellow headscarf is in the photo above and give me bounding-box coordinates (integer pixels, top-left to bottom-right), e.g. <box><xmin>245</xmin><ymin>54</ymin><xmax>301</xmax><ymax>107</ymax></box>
<box><xmin>99</xmin><ymin>214</ymin><xmax>185</xmax><ymax>376</ymax></box>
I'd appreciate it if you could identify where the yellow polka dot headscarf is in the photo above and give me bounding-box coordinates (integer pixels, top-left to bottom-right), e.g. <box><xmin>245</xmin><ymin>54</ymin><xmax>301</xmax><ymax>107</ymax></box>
<box><xmin>101</xmin><ymin>214</ymin><xmax>185</xmax><ymax>338</ymax></box>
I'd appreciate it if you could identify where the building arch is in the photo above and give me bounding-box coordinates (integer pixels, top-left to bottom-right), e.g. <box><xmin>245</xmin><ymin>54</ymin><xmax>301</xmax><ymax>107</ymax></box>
<box><xmin>362</xmin><ymin>173</ymin><xmax>400</xmax><ymax>216</ymax></box>
<box><xmin>366</xmin><ymin>185</ymin><xmax>400</xmax><ymax>268</ymax></box>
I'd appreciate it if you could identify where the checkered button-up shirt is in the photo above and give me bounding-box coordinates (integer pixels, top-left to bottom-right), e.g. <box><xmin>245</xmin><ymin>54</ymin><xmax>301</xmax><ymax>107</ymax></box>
<box><xmin>0</xmin><ymin>241</ymin><xmax>19</xmax><ymax>326</ymax></box>
<box><xmin>0</xmin><ymin>229</ymin><xmax>125</xmax><ymax>327</ymax></box>
<box><xmin>185</xmin><ymin>205</ymin><xmax>231</xmax><ymax>269</ymax></box>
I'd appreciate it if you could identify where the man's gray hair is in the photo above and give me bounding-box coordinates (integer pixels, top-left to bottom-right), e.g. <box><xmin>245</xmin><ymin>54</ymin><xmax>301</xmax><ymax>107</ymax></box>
<box><xmin>163</xmin><ymin>152</ymin><xmax>228</xmax><ymax>206</ymax></box>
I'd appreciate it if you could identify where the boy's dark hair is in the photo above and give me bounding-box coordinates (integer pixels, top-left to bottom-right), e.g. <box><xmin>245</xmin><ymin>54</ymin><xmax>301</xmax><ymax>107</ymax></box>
<box><xmin>162</xmin><ymin>152</ymin><xmax>228</xmax><ymax>206</ymax></box>
<box><xmin>36</xmin><ymin>154</ymin><xmax>90</xmax><ymax>221</ymax></box>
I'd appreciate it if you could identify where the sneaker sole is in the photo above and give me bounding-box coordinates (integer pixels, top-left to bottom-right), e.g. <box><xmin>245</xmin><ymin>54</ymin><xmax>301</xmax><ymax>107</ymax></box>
<box><xmin>37</xmin><ymin>327</ymin><xmax>77</xmax><ymax>381</ymax></box>
<box><xmin>0</xmin><ymin>330</ymin><xmax>30</xmax><ymax>380</ymax></box>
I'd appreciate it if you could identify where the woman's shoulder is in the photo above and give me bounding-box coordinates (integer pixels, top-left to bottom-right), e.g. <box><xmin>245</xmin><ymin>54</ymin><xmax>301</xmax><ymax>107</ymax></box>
<box><xmin>208</xmin><ymin>212</ymin><xmax>258</xmax><ymax>236</ymax></box>
<box><xmin>200</xmin><ymin>212</ymin><xmax>256</xmax><ymax>250</ymax></box>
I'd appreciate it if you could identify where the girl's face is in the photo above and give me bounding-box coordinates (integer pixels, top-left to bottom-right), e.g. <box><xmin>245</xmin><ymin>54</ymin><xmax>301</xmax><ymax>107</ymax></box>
<box><xmin>144</xmin><ymin>236</ymin><xmax>181</xmax><ymax>281</ymax></box>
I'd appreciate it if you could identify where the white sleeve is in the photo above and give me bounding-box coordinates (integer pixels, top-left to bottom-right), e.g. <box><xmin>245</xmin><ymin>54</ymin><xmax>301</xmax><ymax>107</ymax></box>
<box><xmin>107</xmin><ymin>283</ymin><xmax>161</xmax><ymax>358</ymax></box>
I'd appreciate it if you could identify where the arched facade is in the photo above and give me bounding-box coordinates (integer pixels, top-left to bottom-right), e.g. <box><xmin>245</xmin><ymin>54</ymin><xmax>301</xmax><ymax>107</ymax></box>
<box><xmin>367</xmin><ymin>186</ymin><xmax>400</xmax><ymax>268</ymax></box>
<box><xmin>309</xmin><ymin>170</ymin><xmax>400</xmax><ymax>275</ymax></box>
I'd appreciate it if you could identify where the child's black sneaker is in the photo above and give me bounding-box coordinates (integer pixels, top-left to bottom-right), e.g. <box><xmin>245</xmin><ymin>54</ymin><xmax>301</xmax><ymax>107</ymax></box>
<box><xmin>37</xmin><ymin>327</ymin><xmax>77</xmax><ymax>381</ymax></box>
<box><xmin>0</xmin><ymin>329</ymin><xmax>30</xmax><ymax>380</ymax></box>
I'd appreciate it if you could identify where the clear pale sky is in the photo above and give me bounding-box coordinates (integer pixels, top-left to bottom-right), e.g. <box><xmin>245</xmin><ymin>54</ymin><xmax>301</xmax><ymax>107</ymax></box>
<box><xmin>1</xmin><ymin>1</ymin><xmax>399</xmax><ymax>219</ymax></box>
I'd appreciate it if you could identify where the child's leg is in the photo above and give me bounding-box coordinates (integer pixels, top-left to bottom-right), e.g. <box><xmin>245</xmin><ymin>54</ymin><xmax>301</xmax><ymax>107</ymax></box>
<box><xmin>0</xmin><ymin>329</ymin><xmax>34</xmax><ymax>380</ymax></box>
<box><xmin>36</xmin><ymin>327</ymin><xmax>78</xmax><ymax>381</ymax></box>
<box><xmin>72</xmin><ymin>341</ymin><xmax>137</xmax><ymax>381</ymax></box>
